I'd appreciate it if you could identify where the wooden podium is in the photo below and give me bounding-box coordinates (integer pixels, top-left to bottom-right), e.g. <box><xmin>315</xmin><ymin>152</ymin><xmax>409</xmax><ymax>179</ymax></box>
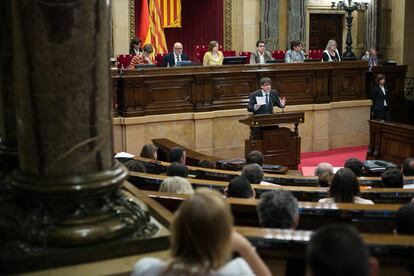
<box><xmin>239</xmin><ymin>112</ymin><xmax>305</xmax><ymax>169</ymax></box>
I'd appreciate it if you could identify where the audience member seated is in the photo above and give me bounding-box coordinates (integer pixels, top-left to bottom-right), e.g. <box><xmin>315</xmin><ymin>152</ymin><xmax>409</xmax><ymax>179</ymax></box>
<box><xmin>257</xmin><ymin>190</ymin><xmax>299</xmax><ymax>229</ymax></box>
<box><xmin>132</xmin><ymin>189</ymin><xmax>271</xmax><ymax>276</ymax></box>
<box><xmin>381</xmin><ymin>167</ymin><xmax>404</xmax><ymax>188</ymax></box>
<box><xmin>402</xmin><ymin>157</ymin><xmax>414</xmax><ymax>176</ymax></box>
<box><xmin>344</xmin><ymin>158</ymin><xmax>363</xmax><ymax>177</ymax></box>
<box><xmin>225</xmin><ymin>176</ymin><xmax>255</xmax><ymax>199</ymax></box>
<box><xmin>169</xmin><ymin>147</ymin><xmax>186</xmax><ymax>164</ymax></box>
<box><xmin>159</xmin><ymin>176</ymin><xmax>194</xmax><ymax>195</ymax></box>
<box><xmin>124</xmin><ymin>160</ymin><xmax>146</xmax><ymax>173</ymax></box>
<box><xmin>395</xmin><ymin>203</ymin><xmax>414</xmax><ymax>235</ymax></box>
<box><xmin>307</xmin><ymin>223</ymin><xmax>378</xmax><ymax>276</ymax></box>
<box><xmin>318</xmin><ymin>171</ymin><xmax>333</xmax><ymax>187</ymax></box>
<box><xmin>250</xmin><ymin>40</ymin><xmax>273</xmax><ymax>64</ymax></box>
<box><xmin>319</xmin><ymin>168</ymin><xmax>374</xmax><ymax>204</ymax></box>
<box><xmin>203</xmin><ymin>40</ymin><xmax>224</xmax><ymax>66</ymax></box>
<box><xmin>314</xmin><ymin>162</ymin><xmax>334</xmax><ymax>177</ymax></box>
<box><xmin>284</xmin><ymin>40</ymin><xmax>305</xmax><ymax>63</ymax></box>
<box><xmin>162</xmin><ymin>42</ymin><xmax>189</xmax><ymax>67</ymax></box>
<box><xmin>246</xmin><ymin>150</ymin><xmax>264</xmax><ymax>167</ymax></box>
<box><xmin>198</xmin><ymin>159</ymin><xmax>214</xmax><ymax>168</ymax></box>
<box><xmin>241</xmin><ymin>163</ymin><xmax>264</xmax><ymax>185</ymax></box>
<box><xmin>129</xmin><ymin>37</ymin><xmax>142</xmax><ymax>55</ymax></box>
<box><xmin>167</xmin><ymin>162</ymin><xmax>189</xmax><ymax>178</ymax></box>
<box><xmin>128</xmin><ymin>44</ymin><xmax>154</xmax><ymax>69</ymax></box>
<box><xmin>140</xmin><ymin>143</ymin><xmax>158</xmax><ymax>160</ymax></box>
<box><xmin>322</xmin><ymin>39</ymin><xmax>341</xmax><ymax>62</ymax></box>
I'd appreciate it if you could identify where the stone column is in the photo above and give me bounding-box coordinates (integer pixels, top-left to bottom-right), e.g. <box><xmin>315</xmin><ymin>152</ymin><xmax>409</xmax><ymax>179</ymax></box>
<box><xmin>287</xmin><ymin>0</ymin><xmax>306</xmax><ymax>46</ymax></box>
<box><xmin>260</xmin><ymin>0</ymin><xmax>280</xmax><ymax>50</ymax></box>
<box><xmin>0</xmin><ymin>0</ymin><xmax>18</xmax><ymax>177</ymax></box>
<box><xmin>7</xmin><ymin>0</ymin><xmax>152</xmax><ymax>246</ymax></box>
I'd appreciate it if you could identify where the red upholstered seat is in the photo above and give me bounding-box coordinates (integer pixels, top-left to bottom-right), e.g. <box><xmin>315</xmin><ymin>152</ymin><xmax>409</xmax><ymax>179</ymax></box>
<box><xmin>116</xmin><ymin>54</ymin><xmax>134</xmax><ymax>69</ymax></box>
<box><xmin>309</xmin><ymin>50</ymin><xmax>324</xmax><ymax>60</ymax></box>
<box><xmin>223</xmin><ymin>50</ymin><xmax>236</xmax><ymax>57</ymax></box>
<box><xmin>238</xmin><ymin>51</ymin><xmax>252</xmax><ymax>64</ymax></box>
<box><xmin>155</xmin><ymin>53</ymin><xmax>166</xmax><ymax>67</ymax></box>
<box><xmin>271</xmin><ymin>50</ymin><xmax>286</xmax><ymax>60</ymax></box>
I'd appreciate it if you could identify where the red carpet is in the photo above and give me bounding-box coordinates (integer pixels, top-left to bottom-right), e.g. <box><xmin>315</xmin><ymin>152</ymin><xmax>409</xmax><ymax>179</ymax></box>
<box><xmin>299</xmin><ymin>145</ymin><xmax>368</xmax><ymax>173</ymax></box>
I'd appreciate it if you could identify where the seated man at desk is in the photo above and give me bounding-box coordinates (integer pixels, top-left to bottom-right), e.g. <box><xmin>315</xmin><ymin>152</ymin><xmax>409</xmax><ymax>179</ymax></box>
<box><xmin>250</xmin><ymin>40</ymin><xmax>273</xmax><ymax>64</ymax></box>
<box><xmin>247</xmin><ymin>77</ymin><xmax>286</xmax><ymax>115</ymax></box>
<box><xmin>162</xmin><ymin>42</ymin><xmax>189</xmax><ymax>67</ymax></box>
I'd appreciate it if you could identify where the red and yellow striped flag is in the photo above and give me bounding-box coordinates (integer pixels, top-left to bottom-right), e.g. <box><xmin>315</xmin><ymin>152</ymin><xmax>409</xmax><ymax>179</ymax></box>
<box><xmin>160</xmin><ymin>0</ymin><xmax>182</xmax><ymax>28</ymax></box>
<box><xmin>149</xmin><ymin>0</ymin><xmax>168</xmax><ymax>54</ymax></box>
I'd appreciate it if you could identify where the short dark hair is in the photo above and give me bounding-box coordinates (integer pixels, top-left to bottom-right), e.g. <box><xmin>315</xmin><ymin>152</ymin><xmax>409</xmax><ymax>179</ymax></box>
<box><xmin>198</xmin><ymin>159</ymin><xmax>214</xmax><ymax>168</ymax></box>
<box><xmin>246</xmin><ymin>151</ymin><xmax>264</xmax><ymax>167</ymax></box>
<box><xmin>167</xmin><ymin>162</ymin><xmax>189</xmax><ymax>178</ymax></box>
<box><xmin>329</xmin><ymin>168</ymin><xmax>360</xmax><ymax>203</ymax></box>
<box><xmin>381</xmin><ymin>167</ymin><xmax>403</xmax><ymax>188</ymax></box>
<box><xmin>259</xmin><ymin>77</ymin><xmax>271</xmax><ymax>86</ymax></box>
<box><xmin>318</xmin><ymin>171</ymin><xmax>333</xmax><ymax>187</ymax></box>
<box><xmin>396</xmin><ymin>203</ymin><xmax>414</xmax><ymax>234</ymax></box>
<box><xmin>142</xmin><ymin>43</ymin><xmax>153</xmax><ymax>54</ymax></box>
<box><xmin>402</xmin><ymin>157</ymin><xmax>414</xmax><ymax>176</ymax></box>
<box><xmin>241</xmin><ymin>163</ymin><xmax>264</xmax><ymax>184</ymax></box>
<box><xmin>257</xmin><ymin>191</ymin><xmax>298</xmax><ymax>229</ymax></box>
<box><xmin>169</xmin><ymin>147</ymin><xmax>185</xmax><ymax>163</ymax></box>
<box><xmin>124</xmin><ymin>160</ymin><xmax>146</xmax><ymax>173</ymax></box>
<box><xmin>227</xmin><ymin>176</ymin><xmax>253</xmax><ymax>198</ymax></box>
<box><xmin>130</xmin><ymin>37</ymin><xmax>142</xmax><ymax>48</ymax></box>
<box><xmin>256</xmin><ymin>40</ymin><xmax>265</xmax><ymax>47</ymax></box>
<box><xmin>307</xmin><ymin>223</ymin><xmax>371</xmax><ymax>276</ymax></box>
<box><xmin>375</xmin><ymin>73</ymin><xmax>385</xmax><ymax>85</ymax></box>
<box><xmin>344</xmin><ymin>158</ymin><xmax>363</xmax><ymax>177</ymax></box>
<box><xmin>140</xmin><ymin>143</ymin><xmax>157</xmax><ymax>159</ymax></box>
<box><xmin>290</xmin><ymin>40</ymin><xmax>302</xmax><ymax>50</ymax></box>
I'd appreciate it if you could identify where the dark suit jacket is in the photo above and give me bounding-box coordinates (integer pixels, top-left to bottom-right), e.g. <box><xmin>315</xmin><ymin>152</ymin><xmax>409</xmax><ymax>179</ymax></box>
<box><xmin>371</xmin><ymin>85</ymin><xmax>390</xmax><ymax>111</ymax></box>
<box><xmin>247</xmin><ymin>89</ymin><xmax>284</xmax><ymax>115</ymax></box>
<box><xmin>162</xmin><ymin>52</ymin><xmax>189</xmax><ymax>67</ymax></box>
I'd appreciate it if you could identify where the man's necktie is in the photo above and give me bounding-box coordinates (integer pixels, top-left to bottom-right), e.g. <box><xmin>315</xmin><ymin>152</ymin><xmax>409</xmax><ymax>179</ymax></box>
<box><xmin>176</xmin><ymin>55</ymin><xmax>180</xmax><ymax>63</ymax></box>
<box><xmin>265</xmin><ymin>93</ymin><xmax>269</xmax><ymax>105</ymax></box>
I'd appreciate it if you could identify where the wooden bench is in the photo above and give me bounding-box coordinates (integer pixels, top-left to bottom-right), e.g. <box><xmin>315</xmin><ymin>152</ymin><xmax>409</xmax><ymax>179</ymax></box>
<box><xmin>129</xmin><ymin>171</ymin><xmax>414</xmax><ymax>204</ymax></box>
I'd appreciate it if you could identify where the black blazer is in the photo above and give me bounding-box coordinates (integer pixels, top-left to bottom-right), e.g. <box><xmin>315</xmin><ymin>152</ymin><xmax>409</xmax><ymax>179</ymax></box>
<box><xmin>247</xmin><ymin>89</ymin><xmax>284</xmax><ymax>115</ymax></box>
<box><xmin>162</xmin><ymin>52</ymin><xmax>189</xmax><ymax>67</ymax></box>
<box><xmin>371</xmin><ymin>85</ymin><xmax>390</xmax><ymax>111</ymax></box>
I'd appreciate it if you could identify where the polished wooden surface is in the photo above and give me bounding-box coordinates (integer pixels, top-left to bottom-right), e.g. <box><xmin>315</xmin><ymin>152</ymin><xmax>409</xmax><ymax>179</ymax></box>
<box><xmin>367</xmin><ymin>120</ymin><xmax>414</xmax><ymax>164</ymax></box>
<box><xmin>142</xmin><ymin>190</ymin><xmax>400</xmax><ymax>233</ymax></box>
<box><xmin>129</xmin><ymin>171</ymin><xmax>414</xmax><ymax>203</ymax></box>
<box><xmin>113</xmin><ymin>61</ymin><xmax>368</xmax><ymax>117</ymax></box>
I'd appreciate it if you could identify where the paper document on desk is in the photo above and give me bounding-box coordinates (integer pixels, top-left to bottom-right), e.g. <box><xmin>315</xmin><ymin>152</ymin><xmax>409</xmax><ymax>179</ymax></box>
<box><xmin>256</xmin><ymin>96</ymin><xmax>266</xmax><ymax>105</ymax></box>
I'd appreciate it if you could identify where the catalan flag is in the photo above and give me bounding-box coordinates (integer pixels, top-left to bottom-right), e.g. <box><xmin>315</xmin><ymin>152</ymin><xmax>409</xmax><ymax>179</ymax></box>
<box><xmin>137</xmin><ymin>0</ymin><xmax>168</xmax><ymax>55</ymax></box>
<box><xmin>160</xmin><ymin>0</ymin><xmax>182</xmax><ymax>28</ymax></box>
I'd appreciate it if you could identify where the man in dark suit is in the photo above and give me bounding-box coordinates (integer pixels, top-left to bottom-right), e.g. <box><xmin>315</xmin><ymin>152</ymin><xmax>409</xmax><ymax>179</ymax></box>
<box><xmin>247</xmin><ymin>77</ymin><xmax>286</xmax><ymax>115</ymax></box>
<box><xmin>162</xmin><ymin>42</ymin><xmax>189</xmax><ymax>67</ymax></box>
<box><xmin>371</xmin><ymin>74</ymin><xmax>390</xmax><ymax>121</ymax></box>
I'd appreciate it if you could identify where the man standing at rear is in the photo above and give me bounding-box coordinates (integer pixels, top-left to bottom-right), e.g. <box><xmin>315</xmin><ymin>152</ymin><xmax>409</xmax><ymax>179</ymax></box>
<box><xmin>247</xmin><ymin>77</ymin><xmax>286</xmax><ymax>115</ymax></box>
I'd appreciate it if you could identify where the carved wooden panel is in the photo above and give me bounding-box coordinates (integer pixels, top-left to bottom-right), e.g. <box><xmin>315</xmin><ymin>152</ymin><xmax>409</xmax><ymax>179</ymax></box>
<box><xmin>332</xmin><ymin>67</ymin><xmax>365</xmax><ymax>101</ymax></box>
<box><xmin>272</xmin><ymin>72</ymin><xmax>316</xmax><ymax>105</ymax></box>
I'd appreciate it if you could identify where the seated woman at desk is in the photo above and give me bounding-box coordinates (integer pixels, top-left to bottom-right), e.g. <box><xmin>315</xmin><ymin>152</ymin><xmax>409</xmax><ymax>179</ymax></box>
<box><xmin>322</xmin><ymin>39</ymin><xmax>341</xmax><ymax>62</ymax></box>
<box><xmin>203</xmin><ymin>40</ymin><xmax>224</xmax><ymax>66</ymax></box>
<box><xmin>128</xmin><ymin>44</ymin><xmax>153</xmax><ymax>69</ymax></box>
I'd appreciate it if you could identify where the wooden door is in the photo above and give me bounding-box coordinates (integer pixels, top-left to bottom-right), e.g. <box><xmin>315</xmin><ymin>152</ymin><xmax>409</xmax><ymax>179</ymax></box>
<box><xmin>309</xmin><ymin>14</ymin><xmax>343</xmax><ymax>52</ymax></box>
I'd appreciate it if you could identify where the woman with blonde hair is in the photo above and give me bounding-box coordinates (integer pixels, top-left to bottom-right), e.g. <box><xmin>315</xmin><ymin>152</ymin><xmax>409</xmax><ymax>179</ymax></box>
<box><xmin>203</xmin><ymin>40</ymin><xmax>224</xmax><ymax>66</ymax></box>
<box><xmin>322</xmin><ymin>39</ymin><xmax>341</xmax><ymax>62</ymax></box>
<box><xmin>132</xmin><ymin>189</ymin><xmax>271</xmax><ymax>275</ymax></box>
<box><xmin>159</xmin><ymin>176</ymin><xmax>193</xmax><ymax>195</ymax></box>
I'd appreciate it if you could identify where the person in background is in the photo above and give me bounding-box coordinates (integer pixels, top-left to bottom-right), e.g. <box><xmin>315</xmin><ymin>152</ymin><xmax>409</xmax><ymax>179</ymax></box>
<box><xmin>169</xmin><ymin>147</ymin><xmax>186</xmax><ymax>165</ymax></box>
<box><xmin>318</xmin><ymin>171</ymin><xmax>333</xmax><ymax>188</ymax></box>
<box><xmin>371</xmin><ymin>74</ymin><xmax>391</xmax><ymax>121</ymax></box>
<box><xmin>314</xmin><ymin>162</ymin><xmax>334</xmax><ymax>177</ymax></box>
<box><xmin>166</xmin><ymin>162</ymin><xmax>189</xmax><ymax>178</ymax></box>
<box><xmin>362</xmin><ymin>48</ymin><xmax>379</xmax><ymax>68</ymax></box>
<box><xmin>285</xmin><ymin>40</ymin><xmax>305</xmax><ymax>63</ymax></box>
<box><xmin>225</xmin><ymin>176</ymin><xmax>255</xmax><ymax>199</ymax></box>
<box><xmin>395</xmin><ymin>203</ymin><xmax>414</xmax><ymax>234</ymax></box>
<box><xmin>162</xmin><ymin>42</ymin><xmax>189</xmax><ymax>67</ymax></box>
<box><xmin>140</xmin><ymin>143</ymin><xmax>158</xmax><ymax>160</ymax></box>
<box><xmin>307</xmin><ymin>223</ymin><xmax>379</xmax><ymax>276</ymax></box>
<box><xmin>319</xmin><ymin>168</ymin><xmax>374</xmax><ymax>204</ymax></box>
<box><xmin>402</xmin><ymin>157</ymin><xmax>414</xmax><ymax>176</ymax></box>
<box><xmin>159</xmin><ymin>176</ymin><xmax>194</xmax><ymax>195</ymax></box>
<box><xmin>246</xmin><ymin>150</ymin><xmax>264</xmax><ymax>167</ymax></box>
<box><xmin>128</xmin><ymin>44</ymin><xmax>153</xmax><ymax>69</ymax></box>
<box><xmin>381</xmin><ymin>167</ymin><xmax>404</xmax><ymax>188</ymax></box>
<box><xmin>198</xmin><ymin>159</ymin><xmax>214</xmax><ymax>168</ymax></box>
<box><xmin>132</xmin><ymin>189</ymin><xmax>272</xmax><ymax>275</ymax></box>
<box><xmin>203</xmin><ymin>40</ymin><xmax>224</xmax><ymax>66</ymax></box>
<box><xmin>129</xmin><ymin>38</ymin><xmax>142</xmax><ymax>55</ymax></box>
<box><xmin>322</xmin><ymin>39</ymin><xmax>341</xmax><ymax>62</ymax></box>
<box><xmin>344</xmin><ymin>158</ymin><xmax>363</xmax><ymax>177</ymax></box>
<box><xmin>250</xmin><ymin>40</ymin><xmax>273</xmax><ymax>64</ymax></box>
<box><xmin>124</xmin><ymin>160</ymin><xmax>146</xmax><ymax>173</ymax></box>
